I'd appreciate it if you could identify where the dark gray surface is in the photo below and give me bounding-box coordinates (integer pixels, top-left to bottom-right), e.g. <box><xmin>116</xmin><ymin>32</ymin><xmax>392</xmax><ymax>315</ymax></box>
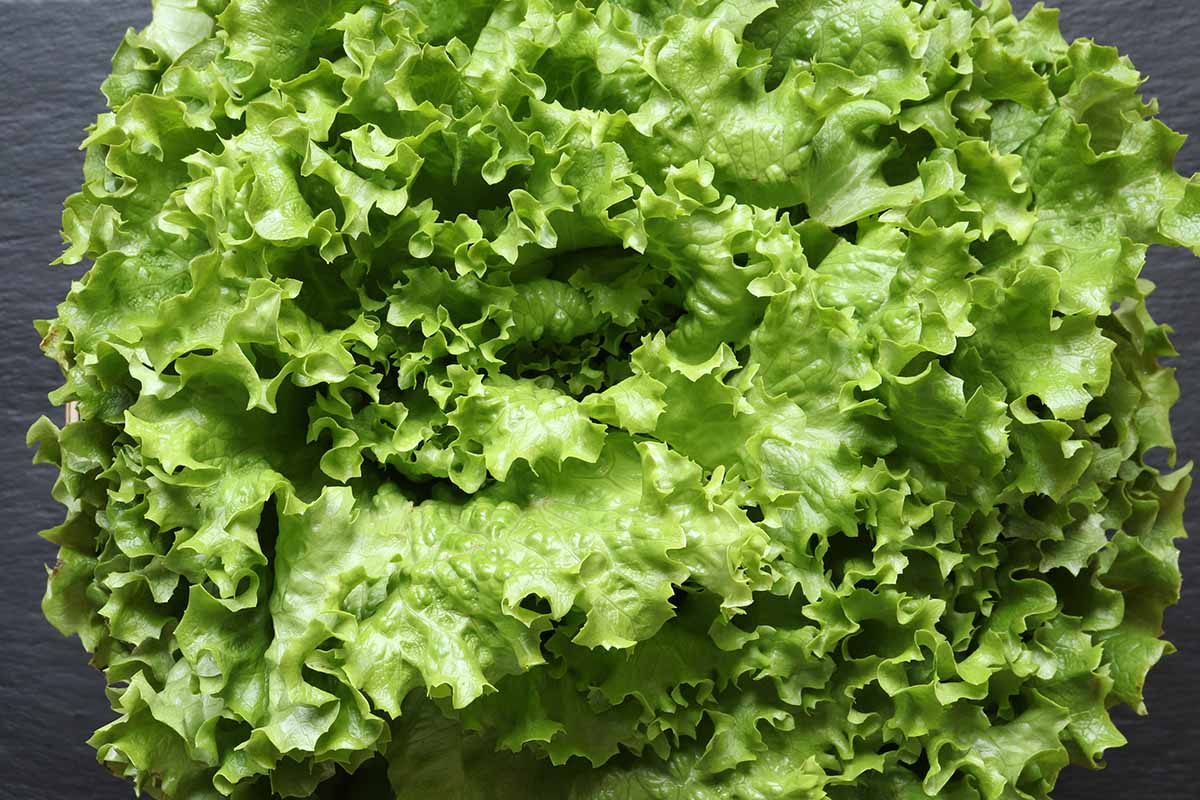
<box><xmin>0</xmin><ymin>1</ymin><xmax>1196</xmax><ymax>798</ymax></box>
<box><xmin>2</xmin><ymin>4</ymin><xmax>153</xmax><ymax>798</ymax></box>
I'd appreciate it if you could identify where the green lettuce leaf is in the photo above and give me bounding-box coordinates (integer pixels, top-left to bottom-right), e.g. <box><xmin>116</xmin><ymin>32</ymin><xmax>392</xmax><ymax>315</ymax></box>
<box><xmin>32</xmin><ymin>1</ymin><xmax>1193</xmax><ymax>798</ymax></box>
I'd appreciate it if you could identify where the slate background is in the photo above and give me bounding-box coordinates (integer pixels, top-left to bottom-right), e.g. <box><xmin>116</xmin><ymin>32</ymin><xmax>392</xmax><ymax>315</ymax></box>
<box><xmin>1</xmin><ymin>1</ymin><xmax>1196</xmax><ymax>798</ymax></box>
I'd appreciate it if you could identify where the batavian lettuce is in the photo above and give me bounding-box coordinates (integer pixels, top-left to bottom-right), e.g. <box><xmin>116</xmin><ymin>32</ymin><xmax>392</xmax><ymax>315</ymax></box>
<box><xmin>31</xmin><ymin>0</ymin><xmax>1197</xmax><ymax>797</ymax></box>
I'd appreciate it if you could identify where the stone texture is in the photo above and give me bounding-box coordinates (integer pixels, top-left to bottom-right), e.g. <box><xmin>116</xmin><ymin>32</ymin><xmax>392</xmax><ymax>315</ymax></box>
<box><xmin>0</xmin><ymin>1</ymin><xmax>1195</xmax><ymax>797</ymax></box>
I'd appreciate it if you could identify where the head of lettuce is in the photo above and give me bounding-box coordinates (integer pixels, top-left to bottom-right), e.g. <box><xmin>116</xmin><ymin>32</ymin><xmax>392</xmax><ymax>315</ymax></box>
<box><xmin>30</xmin><ymin>0</ymin><xmax>1199</xmax><ymax>797</ymax></box>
